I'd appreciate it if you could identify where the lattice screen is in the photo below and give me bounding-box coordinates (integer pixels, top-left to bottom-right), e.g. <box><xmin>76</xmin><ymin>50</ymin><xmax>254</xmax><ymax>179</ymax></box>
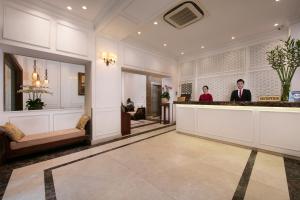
<box><xmin>181</xmin><ymin>83</ymin><xmax>193</xmax><ymax>94</ymax></box>
<box><xmin>249</xmin><ymin>69</ymin><xmax>281</xmax><ymax>101</ymax></box>
<box><xmin>249</xmin><ymin>40</ymin><xmax>282</xmax><ymax>70</ymax></box>
<box><xmin>197</xmin><ymin>48</ymin><xmax>246</xmax><ymax>76</ymax></box>
<box><xmin>181</xmin><ymin>39</ymin><xmax>283</xmax><ymax>101</ymax></box>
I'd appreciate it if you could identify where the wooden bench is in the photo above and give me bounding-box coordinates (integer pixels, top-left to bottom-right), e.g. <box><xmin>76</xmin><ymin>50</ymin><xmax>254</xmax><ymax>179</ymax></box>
<box><xmin>0</xmin><ymin>121</ymin><xmax>91</xmax><ymax>164</ymax></box>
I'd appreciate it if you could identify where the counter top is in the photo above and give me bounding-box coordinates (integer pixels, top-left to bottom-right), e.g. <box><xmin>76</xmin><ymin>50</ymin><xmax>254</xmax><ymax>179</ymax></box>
<box><xmin>173</xmin><ymin>101</ymin><xmax>300</xmax><ymax>107</ymax></box>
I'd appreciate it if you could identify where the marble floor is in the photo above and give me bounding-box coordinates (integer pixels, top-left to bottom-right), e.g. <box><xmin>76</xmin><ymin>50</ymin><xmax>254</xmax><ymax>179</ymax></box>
<box><xmin>1</xmin><ymin>127</ymin><xmax>299</xmax><ymax>200</ymax></box>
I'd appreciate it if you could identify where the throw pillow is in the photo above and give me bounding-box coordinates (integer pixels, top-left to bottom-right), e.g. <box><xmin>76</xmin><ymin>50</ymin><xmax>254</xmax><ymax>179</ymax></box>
<box><xmin>4</xmin><ymin>122</ymin><xmax>25</xmax><ymax>142</ymax></box>
<box><xmin>76</xmin><ymin>115</ymin><xmax>90</xmax><ymax>130</ymax></box>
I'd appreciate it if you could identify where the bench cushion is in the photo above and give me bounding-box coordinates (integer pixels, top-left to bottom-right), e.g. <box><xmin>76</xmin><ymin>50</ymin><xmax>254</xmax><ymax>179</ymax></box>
<box><xmin>76</xmin><ymin>115</ymin><xmax>90</xmax><ymax>130</ymax></box>
<box><xmin>3</xmin><ymin>123</ymin><xmax>25</xmax><ymax>142</ymax></box>
<box><xmin>10</xmin><ymin>128</ymin><xmax>85</xmax><ymax>150</ymax></box>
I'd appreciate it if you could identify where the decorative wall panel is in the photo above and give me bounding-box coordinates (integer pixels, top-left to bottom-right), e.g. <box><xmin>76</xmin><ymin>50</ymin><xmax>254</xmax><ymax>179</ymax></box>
<box><xmin>197</xmin><ymin>54</ymin><xmax>223</xmax><ymax>75</ymax></box>
<box><xmin>249</xmin><ymin>69</ymin><xmax>281</xmax><ymax>101</ymax></box>
<box><xmin>182</xmin><ymin>40</ymin><xmax>283</xmax><ymax>101</ymax></box>
<box><xmin>249</xmin><ymin>40</ymin><xmax>282</xmax><ymax>70</ymax></box>
<box><xmin>180</xmin><ymin>61</ymin><xmax>195</xmax><ymax>78</ymax></box>
<box><xmin>3</xmin><ymin>6</ymin><xmax>51</xmax><ymax>48</ymax></box>
<box><xmin>259</xmin><ymin>111</ymin><xmax>300</xmax><ymax>151</ymax></box>
<box><xmin>56</xmin><ymin>23</ymin><xmax>88</xmax><ymax>56</ymax></box>
<box><xmin>223</xmin><ymin>49</ymin><xmax>246</xmax><ymax>72</ymax></box>
<box><xmin>53</xmin><ymin>112</ymin><xmax>83</xmax><ymax>131</ymax></box>
<box><xmin>197</xmin><ymin>48</ymin><xmax>246</xmax><ymax>76</ymax></box>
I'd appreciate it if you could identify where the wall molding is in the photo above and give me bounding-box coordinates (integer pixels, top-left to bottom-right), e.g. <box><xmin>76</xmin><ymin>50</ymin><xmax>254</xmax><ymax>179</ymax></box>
<box><xmin>56</xmin><ymin>23</ymin><xmax>89</xmax><ymax>57</ymax></box>
<box><xmin>2</xmin><ymin>5</ymin><xmax>51</xmax><ymax>49</ymax></box>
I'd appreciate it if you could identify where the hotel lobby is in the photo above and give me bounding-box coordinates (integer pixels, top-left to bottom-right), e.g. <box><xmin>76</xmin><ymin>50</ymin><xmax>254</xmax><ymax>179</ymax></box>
<box><xmin>0</xmin><ymin>0</ymin><xmax>300</xmax><ymax>200</ymax></box>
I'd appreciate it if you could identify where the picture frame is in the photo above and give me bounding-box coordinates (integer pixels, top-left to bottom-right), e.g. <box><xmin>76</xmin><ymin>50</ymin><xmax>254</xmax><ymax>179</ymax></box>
<box><xmin>78</xmin><ymin>72</ymin><xmax>85</xmax><ymax>95</ymax></box>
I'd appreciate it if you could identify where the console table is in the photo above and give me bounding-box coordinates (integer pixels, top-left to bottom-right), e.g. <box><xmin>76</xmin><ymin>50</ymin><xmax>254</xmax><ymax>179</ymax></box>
<box><xmin>160</xmin><ymin>103</ymin><xmax>170</xmax><ymax>124</ymax></box>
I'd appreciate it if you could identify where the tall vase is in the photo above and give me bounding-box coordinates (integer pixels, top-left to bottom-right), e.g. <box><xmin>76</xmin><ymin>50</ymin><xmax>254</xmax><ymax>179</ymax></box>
<box><xmin>281</xmin><ymin>82</ymin><xmax>291</xmax><ymax>101</ymax></box>
<box><xmin>161</xmin><ymin>98</ymin><xmax>169</xmax><ymax>104</ymax></box>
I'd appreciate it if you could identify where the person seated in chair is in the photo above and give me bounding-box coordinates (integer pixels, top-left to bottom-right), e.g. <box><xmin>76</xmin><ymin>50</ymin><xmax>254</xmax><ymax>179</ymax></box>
<box><xmin>230</xmin><ymin>79</ymin><xmax>252</xmax><ymax>102</ymax></box>
<box><xmin>126</xmin><ymin>98</ymin><xmax>135</xmax><ymax>112</ymax></box>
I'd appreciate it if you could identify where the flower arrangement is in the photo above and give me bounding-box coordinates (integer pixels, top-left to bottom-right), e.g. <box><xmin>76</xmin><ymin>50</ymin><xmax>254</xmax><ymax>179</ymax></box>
<box><xmin>161</xmin><ymin>85</ymin><xmax>172</xmax><ymax>103</ymax></box>
<box><xmin>267</xmin><ymin>37</ymin><xmax>300</xmax><ymax>101</ymax></box>
<box><xmin>18</xmin><ymin>85</ymin><xmax>52</xmax><ymax>110</ymax></box>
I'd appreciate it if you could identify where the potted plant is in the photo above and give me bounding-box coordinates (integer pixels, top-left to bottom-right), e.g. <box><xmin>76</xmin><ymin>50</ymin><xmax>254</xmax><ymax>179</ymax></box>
<box><xmin>18</xmin><ymin>85</ymin><xmax>52</xmax><ymax>110</ymax></box>
<box><xmin>26</xmin><ymin>98</ymin><xmax>45</xmax><ymax>110</ymax></box>
<box><xmin>267</xmin><ymin>37</ymin><xmax>300</xmax><ymax>101</ymax></box>
<box><xmin>161</xmin><ymin>85</ymin><xmax>172</xmax><ymax>103</ymax></box>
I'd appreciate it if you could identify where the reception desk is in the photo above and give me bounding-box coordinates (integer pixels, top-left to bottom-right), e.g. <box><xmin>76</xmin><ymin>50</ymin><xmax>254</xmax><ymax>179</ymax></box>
<box><xmin>174</xmin><ymin>101</ymin><xmax>300</xmax><ymax>157</ymax></box>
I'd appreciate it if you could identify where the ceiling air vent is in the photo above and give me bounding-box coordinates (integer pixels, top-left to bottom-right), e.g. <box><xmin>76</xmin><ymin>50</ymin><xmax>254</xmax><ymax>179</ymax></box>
<box><xmin>163</xmin><ymin>1</ymin><xmax>204</xmax><ymax>29</ymax></box>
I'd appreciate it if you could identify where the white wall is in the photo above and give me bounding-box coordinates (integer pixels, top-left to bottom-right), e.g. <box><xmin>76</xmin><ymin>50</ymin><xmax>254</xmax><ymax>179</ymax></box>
<box><xmin>92</xmin><ymin>36</ymin><xmax>178</xmax><ymax>141</ymax></box>
<box><xmin>122</xmin><ymin>72</ymin><xmax>146</xmax><ymax>107</ymax></box>
<box><xmin>92</xmin><ymin>36</ymin><xmax>121</xmax><ymax>141</ymax></box>
<box><xmin>179</xmin><ymin>36</ymin><xmax>291</xmax><ymax>101</ymax></box>
<box><xmin>122</xmin><ymin>44</ymin><xmax>177</xmax><ymax>77</ymax></box>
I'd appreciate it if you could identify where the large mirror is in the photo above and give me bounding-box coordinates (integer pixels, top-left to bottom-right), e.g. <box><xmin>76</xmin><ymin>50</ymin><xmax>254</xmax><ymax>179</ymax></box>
<box><xmin>4</xmin><ymin>53</ymin><xmax>85</xmax><ymax>111</ymax></box>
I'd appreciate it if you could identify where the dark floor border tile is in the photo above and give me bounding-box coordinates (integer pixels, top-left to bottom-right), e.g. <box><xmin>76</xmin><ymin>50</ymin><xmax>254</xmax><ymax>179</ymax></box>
<box><xmin>0</xmin><ymin>125</ymin><xmax>174</xmax><ymax>200</ymax></box>
<box><xmin>44</xmin><ymin>128</ymin><xmax>175</xmax><ymax>200</ymax></box>
<box><xmin>232</xmin><ymin>150</ymin><xmax>257</xmax><ymax>200</ymax></box>
<box><xmin>284</xmin><ymin>157</ymin><xmax>300</xmax><ymax>200</ymax></box>
<box><xmin>131</xmin><ymin>121</ymin><xmax>158</xmax><ymax>129</ymax></box>
<box><xmin>99</xmin><ymin>124</ymin><xmax>174</xmax><ymax>146</ymax></box>
<box><xmin>0</xmin><ymin>168</ymin><xmax>12</xmax><ymax>200</ymax></box>
<box><xmin>44</xmin><ymin>170</ymin><xmax>56</xmax><ymax>200</ymax></box>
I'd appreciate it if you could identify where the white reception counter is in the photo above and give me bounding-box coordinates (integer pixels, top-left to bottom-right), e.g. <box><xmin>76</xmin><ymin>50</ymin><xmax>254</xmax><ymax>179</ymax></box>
<box><xmin>176</xmin><ymin>103</ymin><xmax>300</xmax><ymax>157</ymax></box>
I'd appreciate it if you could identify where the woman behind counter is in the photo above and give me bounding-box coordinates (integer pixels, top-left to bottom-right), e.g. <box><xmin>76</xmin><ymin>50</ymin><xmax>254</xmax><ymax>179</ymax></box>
<box><xmin>199</xmin><ymin>85</ymin><xmax>213</xmax><ymax>102</ymax></box>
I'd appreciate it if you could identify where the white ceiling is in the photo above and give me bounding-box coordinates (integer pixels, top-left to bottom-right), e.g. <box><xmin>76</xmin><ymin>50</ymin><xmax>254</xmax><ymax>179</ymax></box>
<box><xmin>31</xmin><ymin>0</ymin><xmax>300</xmax><ymax>59</ymax></box>
<box><xmin>39</xmin><ymin>0</ymin><xmax>111</xmax><ymax>21</ymax></box>
<box><xmin>122</xmin><ymin>0</ymin><xmax>300</xmax><ymax>58</ymax></box>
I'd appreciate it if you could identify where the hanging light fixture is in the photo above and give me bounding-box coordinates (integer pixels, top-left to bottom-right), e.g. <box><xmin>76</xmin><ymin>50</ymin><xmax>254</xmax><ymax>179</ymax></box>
<box><xmin>31</xmin><ymin>59</ymin><xmax>49</xmax><ymax>87</ymax></box>
<box><xmin>44</xmin><ymin>68</ymin><xmax>49</xmax><ymax>85</ymax></box>
<box><xmin>35</xmin><ymin>73</ymin><xmax>41</xmax><ymax>87</ymax></box>
<box><xmin>32</xmin><ymin>60</ymin><xmax>38</xmax><ymax>81</ymax></box>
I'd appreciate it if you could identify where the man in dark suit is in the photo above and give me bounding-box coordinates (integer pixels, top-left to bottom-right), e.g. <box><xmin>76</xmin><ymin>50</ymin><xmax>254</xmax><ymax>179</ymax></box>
<box><xmin>230</xmin><ymin>79</ymin><xmax>252</xmax><ymax>102</ymax></box>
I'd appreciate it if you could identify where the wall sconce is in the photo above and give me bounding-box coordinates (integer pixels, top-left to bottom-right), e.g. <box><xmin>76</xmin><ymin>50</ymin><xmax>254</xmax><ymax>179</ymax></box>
<box><xmin>101</xmin><ymin>52</ymin><xmax>117</xmax><ymax>66</ymax></box>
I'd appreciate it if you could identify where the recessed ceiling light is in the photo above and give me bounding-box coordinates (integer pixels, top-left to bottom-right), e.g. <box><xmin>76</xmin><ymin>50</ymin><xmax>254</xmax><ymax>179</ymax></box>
<box><xmin>275</xmin><ymin>0</ymin><xmax>280</xmax><ymax>2</ymax></box>
<box><xmin>163</xmin><ymin>43</ymin><xmax>167</xmax><ymax>47</ymax></box>
<box><xmin>231</xmin><ymin>36</ymin><xmax>236</xmax><ymax>40</ymax></box>
<box><xmin>154</xmin><ymin>21</ymin><xmax>158</xmax><ymax>25</ymax></box>
<box><xmin>181</xmin><ymin>52</ymin><xmax>184</xmax><ymax>55</ymax></box>
<box><xmin>137</xmin><ymin>31</ymin><xmax>141</xmax><ymax>35</ymax></box>
<box><xmin>67</xmin><ymin>6</ymin><xmax>72</xmax><ymax>10</ymax></box>
<box><xmin>201</xmin><ymin>46</ymin><xmax>205</xmax><ymax>49</ymax></box>
<box><xmin>274</xmin><ymin>23</ymin><xmax>279</xmax><ymax>27</ymax></box>
<box><xmin>82</xmin><ymin>6</ymin><xmax>87</xmax><ymax>10</ymax></box>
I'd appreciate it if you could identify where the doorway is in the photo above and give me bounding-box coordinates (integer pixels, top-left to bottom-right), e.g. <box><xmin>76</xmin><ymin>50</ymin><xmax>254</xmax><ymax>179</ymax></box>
<box><xmin>150</xmin><ymin>84</ymin><xmax>162</xmax><ymax>118</ymax></box>
<box><xmin>4</xmin><ymin>53</ymin><xmax>23</xmax><ymax>111</ymax></box>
